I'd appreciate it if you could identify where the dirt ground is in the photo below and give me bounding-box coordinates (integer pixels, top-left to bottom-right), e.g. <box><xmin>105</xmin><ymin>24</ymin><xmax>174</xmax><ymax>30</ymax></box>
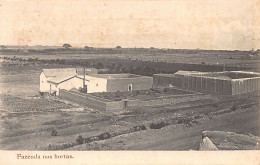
<box><xmin>0</xmin><ymin>58</ymin><xmax>259</xmax><ymax>150</ymax></box>
<box><xmin>68</xmin><ymin>105</ymin><xmax>259</xmax><ymax>150</ymax></box>
<box><xmin>0</xmin><ymin>91</ymin><xmax>258</xmax><ymax>150</ymax></box>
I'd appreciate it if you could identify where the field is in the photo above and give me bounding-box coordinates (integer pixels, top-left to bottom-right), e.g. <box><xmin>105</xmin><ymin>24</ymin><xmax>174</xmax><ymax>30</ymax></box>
<box><xmin>0</xmin><ymin>50</ymin><xmax>259</xmax><ymax>150</ymax></box>
<box><xmin>1</xmin><ymin>48</ymin><xmax>260</xmax><ymax>74</ymax></box>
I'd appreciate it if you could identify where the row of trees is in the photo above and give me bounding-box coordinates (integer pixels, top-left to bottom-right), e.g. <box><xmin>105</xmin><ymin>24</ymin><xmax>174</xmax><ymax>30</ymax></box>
<box><xmin>63</xmin><ymin>44</ymin><xmax>122</xmax><ymax>49</ymax></box>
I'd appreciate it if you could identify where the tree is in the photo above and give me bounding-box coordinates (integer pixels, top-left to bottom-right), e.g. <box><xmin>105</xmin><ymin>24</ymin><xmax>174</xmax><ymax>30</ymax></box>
<box><xmin>84</xmin><ymin>46</ymin><xmax>90</xmax><ymax>50</ymax></box>
<box><xmin>116</xmin><ymin>46</ymin><xmax>121</xmax><ymax>49</ymax></box>
<box><xmin>63</xmin><ymin>43</ymin><xmax>72</xmax><ymax>49</ymax></box>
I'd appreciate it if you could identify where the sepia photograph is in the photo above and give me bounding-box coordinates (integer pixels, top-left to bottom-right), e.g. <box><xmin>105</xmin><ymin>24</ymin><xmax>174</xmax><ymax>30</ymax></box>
<box><xmin>0</xmin><ymin>0</ymin><xmax>260</xmax><ymax>164</ymax></box>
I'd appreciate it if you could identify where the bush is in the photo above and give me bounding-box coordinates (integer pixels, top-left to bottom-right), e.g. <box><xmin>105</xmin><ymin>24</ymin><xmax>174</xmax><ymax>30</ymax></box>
<box><xmin>84</xmin><ymin>137</ymin><xmax>96</xmax><ymax>143</ymax></box>
<box><xmin>150</xmin><ymin>122</ymin><xmax>167</xmax><ymax>129</ymax></box>
<box><xmin>177</xmin><ymin>118</ymin><xmax>191</xmax><ymax>124</ymax></box>
<box><xmin>51</xmin><ymin>129</ymin><xmax>57</xmax><ymax>136</ymax></box>
<box><xmin>76</xmin><ymin>135</ymin><xmax>84</xmax><ymax>144</ymax></box>
<box><xmin>230</xmin><ymin>105</ymin><xmax>238</xmax><ymax>111</ymax></box>
<box><xmin>98</xmin><ymin>132</ymin><xmax>111</xmax><ymax>140</ymax></box>
<box><xmin>134</xmin><ymin>125</ymin><xmax>146</xmax><ymax>131</ymax></box>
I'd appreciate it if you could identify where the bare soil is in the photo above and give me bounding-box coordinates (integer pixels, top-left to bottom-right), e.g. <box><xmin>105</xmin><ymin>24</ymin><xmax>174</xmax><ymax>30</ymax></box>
<box><xmin>68</xmin><ymin>105</ymin><xmax>259</xmax><ymax>150</ymax></box>
<box><xmin>0</xmin><ymin>58</ymin><xmax>259</xmax><ymax>150</ymax></box>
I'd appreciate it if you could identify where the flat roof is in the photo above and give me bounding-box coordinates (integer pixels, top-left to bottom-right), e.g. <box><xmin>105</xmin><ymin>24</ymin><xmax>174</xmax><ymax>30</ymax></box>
<box><xmin>155</xmin><ymin>70</ymin><xmax>260</xmax><ymax>80</ymax></box>
<box><xmin>78</xmin><ymin>73</ymin><xmax>150</xmax><ymax>79</ymax></box>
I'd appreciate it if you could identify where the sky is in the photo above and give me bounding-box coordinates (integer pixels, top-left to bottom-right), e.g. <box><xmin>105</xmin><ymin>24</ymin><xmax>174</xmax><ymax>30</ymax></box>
<box><xmin>0</xmin><ymin>0</ymin><xmax>259</xmax><ymax>50</ymax></box>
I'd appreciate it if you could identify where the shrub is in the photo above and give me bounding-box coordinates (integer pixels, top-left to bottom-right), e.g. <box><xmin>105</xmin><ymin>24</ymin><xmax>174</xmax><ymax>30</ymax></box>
<box><xmin>140</xmin><ymin>125</ymin><xmax>146</xmax><ymax>130</ymax></box>
<box><xmin>51</xmin><ymin>129</ymin><xmax>57</xmax><ymax>136</ymax></box>
<box><xmin>134</xmin><ymin>125</ymin><xmax>146</xmax><ymax>131</ymax></box>
<box><xmin>150</xmin><ymin>122</ymin><xmax>167</xmax><ymax>129</ymax></box>
<box><xmin>194</xmin><ymin>115</ymin><xmax>203</xmax><ymax>119</ymax></box>
<box><xmin>76</xmin><ymin>135</ymin><xmax>84</xmax><ymax>144</ymax></box>
<box><xmin>85</xmin><ymin>137</ymin><xmax>93</xmax><ymax>143</ymax></box>
<box><xmin>88</xmin><ymin>136</ymin><xmax>100</xmax><ymax>142</ymax></box>
<box><xmin>230</xmin><ymin>105</ymin><xmax>238</xmax><ymax>111</ymax></box>
<box><xmin>98</xmin><ymin>132</ymin><xmax>111</xmax><ymax>140</ymax></box>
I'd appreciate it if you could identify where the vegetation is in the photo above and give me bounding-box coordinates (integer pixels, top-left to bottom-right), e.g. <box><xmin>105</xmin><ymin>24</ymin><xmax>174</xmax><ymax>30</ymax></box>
<box><xmin>51</xmin><ymin>129</ymin><xmax>58</xmax><ymax>136</ymax></box>
<box><xmin>62</xmin><ymin>43</ymin><xmax>72</xmax><ymax>49</ymax></box>
<box><xmin>76</xmin><ymin>135</ymin><xmax>84</xmax><ymax>144</ymax></box>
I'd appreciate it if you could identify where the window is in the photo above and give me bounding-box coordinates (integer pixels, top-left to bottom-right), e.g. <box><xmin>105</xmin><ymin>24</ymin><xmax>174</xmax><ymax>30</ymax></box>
<box><xmin>96</xmin><ymin>83</ymin><xmax>98</xmax><ymax>87</ymax></box>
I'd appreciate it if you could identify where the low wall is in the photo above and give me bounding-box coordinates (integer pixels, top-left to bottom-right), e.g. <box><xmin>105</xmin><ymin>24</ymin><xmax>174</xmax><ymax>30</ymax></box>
<box><xmin>60</xmin><ymin>90</ymin><xmax>212</xmax><ymax>111</ymax></box>
<box><xmin>59</xmin><ymin>90</ymin><xmax>125</xmax><ymax>111</ymax></box>
<box><xmin>59</xmin><ymin>89</ymin><xmax>107</xmax><ymax>111</ymax></box>
<box><xmin>127</xmin><ymin>93</ymin><xmax>212</xmax><ymax>107</ymax></box>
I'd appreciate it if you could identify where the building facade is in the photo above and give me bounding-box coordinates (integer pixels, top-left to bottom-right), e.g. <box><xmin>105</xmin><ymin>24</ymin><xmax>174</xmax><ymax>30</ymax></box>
<box><xmin>40</xmin><ymin>68</ymin><xmax>78</xmax><ymax>94</ymax></box>
<box><xmin>40</xmin><ymin>68</ymin><xmax>153</xmax><ymax>95</ymax></box>
<box><xmin>79</xmin><ymin>73</ymin><xmax>153</xmax><ymax>93</ymax></box>
<box><xmin>154</xmin><ymin>71</ymin><xmax>260</xmax><ymax>95</ymax></box>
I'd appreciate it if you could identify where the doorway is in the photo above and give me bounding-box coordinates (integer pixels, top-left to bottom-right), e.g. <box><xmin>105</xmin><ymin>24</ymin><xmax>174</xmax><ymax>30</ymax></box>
<box><xmin>128</xmin><ymin>84</ymin><xmax>132</xmax><ymax>91</ymax></box>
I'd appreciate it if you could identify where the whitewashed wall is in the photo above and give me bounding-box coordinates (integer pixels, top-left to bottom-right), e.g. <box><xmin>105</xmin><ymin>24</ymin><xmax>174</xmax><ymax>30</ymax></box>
<box><xmin>39</xmin><ymin>72</ymin><xmax>50</xmax><ymax>92</ymax></box>
<box><xmin>57</xmin><ymin>77</ymin><xmax>83</xmax><ymax>95</ymax></box>
<box><xmin>84</xmin><ymin>75</ymin><xmax>107</xmax><ymax>93</ymax></box>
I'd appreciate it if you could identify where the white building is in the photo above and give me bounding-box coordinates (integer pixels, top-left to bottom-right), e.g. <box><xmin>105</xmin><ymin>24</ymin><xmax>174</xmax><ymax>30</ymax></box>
<box><xmin>40</xmin><ymin>68</ymin><xmax>78</xmax><ymax>95</ymax></box>
<box><xmin>78</xmin><ymin>74</ymin><xmax>153</xmax><ymax>93</ymax></box>
<box><xmin>40</xmin><ymin>68</ymin><xmax>153</xmax><ymax>95</ymax></box>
